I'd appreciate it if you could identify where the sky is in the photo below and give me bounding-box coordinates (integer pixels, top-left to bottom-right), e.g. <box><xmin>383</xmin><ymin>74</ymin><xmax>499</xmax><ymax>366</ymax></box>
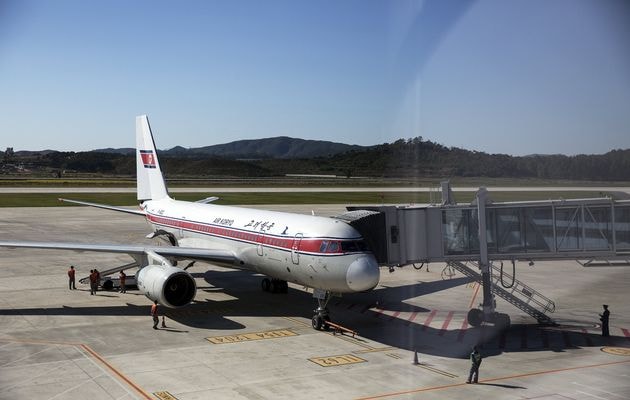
<box><xmin>0</xmin><ymin>0</ymin><xmax>628</xmax><ymax>156</ymax></box>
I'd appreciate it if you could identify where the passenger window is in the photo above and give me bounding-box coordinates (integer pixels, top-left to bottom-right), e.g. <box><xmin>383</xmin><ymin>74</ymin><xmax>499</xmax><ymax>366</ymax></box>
<box><xmin>319</xmin><ymin>241</ymin><xmax>328</xmax><ymax>252</ymax></box>
<box><xmin>327</xmin><ymin>241</ymin><xmax>339</xmax><ymax>253</ymax></box>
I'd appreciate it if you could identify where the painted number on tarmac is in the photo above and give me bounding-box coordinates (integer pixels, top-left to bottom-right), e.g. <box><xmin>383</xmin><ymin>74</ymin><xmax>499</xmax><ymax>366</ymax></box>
<box><xmin>206</xmin><ymin>329</ymin><xmax>297</xmax><ymax>344</ymax></box>
<box><xmin>309</xmin><ymin>354</ymin><xmax>366</xmax><ymax>367</ymax></box>
<box><xmin>601</xmin><ymin>347</ymin><xmax>630</xmax><ymax>356</ymax></box>
<box><xmin>153</xmin><ymin>391</ymin><xmax>179</xmax><ymax>400</ymax></box>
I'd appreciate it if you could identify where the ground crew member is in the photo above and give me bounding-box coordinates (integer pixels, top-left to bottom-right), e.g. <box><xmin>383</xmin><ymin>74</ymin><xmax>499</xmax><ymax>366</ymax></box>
<box><xmin>94</xmin><ymin>269</ymin><xmax>100</xmax><ymax>292</ymax></box>
<box><xmin>151</xmin><ymin>300</ymin><xmax>159</xmax><ymax>329</ymax></box>
<box><xmin>599</xmin><ymin>304</ymin><xmax>610</xmax><ymax>337</ymax></box>
<box><xmin>67</xmin><ymin>265</ymin><xmax>76</xmax><ymax>290</ymax></box>
<box><xmin>89</xmin><ymin>269</ymin><xmax>96</xmax><ymax>295</ymax></box>
<box><xmin>119</xmin><ymin>270</ymin><xmax>126</xmax><ymax>293</ymax></box>
<box><xmin>466</xmin><ymin>346</ymin><xmax>482</xmax><ymax>384</ymax></box>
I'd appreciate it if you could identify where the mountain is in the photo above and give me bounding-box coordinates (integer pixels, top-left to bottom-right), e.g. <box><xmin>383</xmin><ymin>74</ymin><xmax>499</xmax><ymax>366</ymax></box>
<box><xmin>94</xmin><ymin>137</ymin><xmax>365</xmax><ymax>159</ymax></box>
<box><xmin>180</xmin><ymin>136</ymin><xmax>365</xmax><ymax>159</ymax></box>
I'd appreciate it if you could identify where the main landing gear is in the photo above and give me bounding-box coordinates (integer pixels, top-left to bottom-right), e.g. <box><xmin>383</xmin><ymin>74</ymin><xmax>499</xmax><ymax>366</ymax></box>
<box><xmin>312</xmin><ymin>289</ymin><xmax>332</xmax><ymax>331</ymax></box>
<box><xmin>261</xmin><ymin>278</ymin><xmax>288</xmax><ymax>294</ymax></box>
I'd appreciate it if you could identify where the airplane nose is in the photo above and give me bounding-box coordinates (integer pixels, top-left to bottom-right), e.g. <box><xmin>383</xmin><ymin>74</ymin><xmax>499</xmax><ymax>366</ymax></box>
<box><xmin>346</xmin><ymin>256</ymin><xmax>380</xmax><ymax>292</ymax></box>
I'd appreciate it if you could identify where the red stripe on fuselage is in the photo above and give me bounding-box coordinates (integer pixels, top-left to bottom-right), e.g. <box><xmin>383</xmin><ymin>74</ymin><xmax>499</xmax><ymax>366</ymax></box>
<box><xmin>146</xmin><ymin>213</ymin><xmax>364</xmax><ymax>257</ymax></box>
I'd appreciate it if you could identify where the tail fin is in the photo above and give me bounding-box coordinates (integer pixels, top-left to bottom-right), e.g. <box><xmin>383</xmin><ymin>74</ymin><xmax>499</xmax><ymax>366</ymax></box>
<box><xmin>136</xmin><ymin>115</ymin><xmax>169</xmax><ymax>201</ymax></box>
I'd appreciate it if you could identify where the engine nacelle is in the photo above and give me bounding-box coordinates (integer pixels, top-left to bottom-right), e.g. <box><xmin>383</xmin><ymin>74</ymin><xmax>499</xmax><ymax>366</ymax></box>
<box><xmin>137</xmin><ymin>265</ymin><xmax>197</xmax><ymax>308</ymax></box>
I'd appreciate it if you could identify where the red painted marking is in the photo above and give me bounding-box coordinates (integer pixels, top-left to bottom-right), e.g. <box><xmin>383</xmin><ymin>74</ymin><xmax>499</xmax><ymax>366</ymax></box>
<box><xmin>405</xmin><ymin>311</ymin><xmax>418</xmax><ymax>326</ymax></box>
<box><xmin>373</xmin><ymin>307</ymin><xmax>385</xmax><ymax>318</ymax></box>
<box><xmin>388</xmin><ymin>311</ymin><xmax>401</xmax><ymax>321</ymax></box>
<box><xmin>622</xmin><ymin>328</ymin><xmax>630</xmax><ymax>340</ymax></box>
<box><xmin>457</xmin><ymin>319</ymin><xmax>468</xmax><ymax>342</ymax></box>
<box><xmin>438</xmin><ymin>311</ymin><xmax>454</xmax><ymax>336</ymax></box>
<box><xmin>468</xmin><ymin>282</ymin><xmax>480</xmax><ymax>309</ymax></box>
<box><xmin>422</xmin><ymin>310</ymin><xmax>437</xmax><ymax>331</ymax></box>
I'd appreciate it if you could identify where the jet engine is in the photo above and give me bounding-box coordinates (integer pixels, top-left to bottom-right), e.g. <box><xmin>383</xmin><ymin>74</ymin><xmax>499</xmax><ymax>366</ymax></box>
<box><xmin>136</xmin><ymin>265</ymin><xmax>197</xmax><ymax>308</ymax></box>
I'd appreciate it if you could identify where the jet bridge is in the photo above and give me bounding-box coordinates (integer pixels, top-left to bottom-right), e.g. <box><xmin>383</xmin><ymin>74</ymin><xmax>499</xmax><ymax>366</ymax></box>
<box><xmin>344</xmin><ymin>186</ymin><xmax>630</xmax><ymax>327</ymax></box>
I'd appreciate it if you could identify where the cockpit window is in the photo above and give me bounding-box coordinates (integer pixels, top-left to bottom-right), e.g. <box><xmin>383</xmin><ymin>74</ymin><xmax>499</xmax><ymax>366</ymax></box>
<box><xmin>341</xmin><ymin>241</ymin><xmax>358</xmax><ymax>252</ymax></box>
<box><xmin>319</xmin><ymin>240</ymin><xmax>328</xmax><ymax>252</ymax></box>
<box><xmin>327</xmin><ymin>241</ymin><xmax>339</xmax><ymax>252</ymax></box>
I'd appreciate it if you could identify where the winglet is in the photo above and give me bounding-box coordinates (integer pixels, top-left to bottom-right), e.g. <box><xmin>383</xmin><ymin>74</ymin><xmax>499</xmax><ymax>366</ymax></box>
<box><xmin>136</xmin><ymin>115</ymin><xmax>169</xmax><ymax>201</ymax></box>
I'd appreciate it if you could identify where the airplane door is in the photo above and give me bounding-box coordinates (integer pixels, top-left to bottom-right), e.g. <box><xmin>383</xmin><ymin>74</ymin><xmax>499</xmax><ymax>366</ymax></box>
<box><xmin>291</xmin><ymin>233</ymin><xmax>302</xmax><ymax>264</ymax></box>
<box><xmin>256</xmin><ymin>233</ymin><xmax>264</xmax><ymax>256</ymax></box>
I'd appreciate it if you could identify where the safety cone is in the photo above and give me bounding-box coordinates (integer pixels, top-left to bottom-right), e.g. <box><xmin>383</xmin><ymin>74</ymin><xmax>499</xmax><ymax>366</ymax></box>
<box><xmin>161</xmin><ymin>316</ymin><xmax>167</xmax><ymax>328</ymax></box>
<box><xmin>413</xmin><ymin>350</ymin><xmax>419</xmax><ymax>365</ymax></box>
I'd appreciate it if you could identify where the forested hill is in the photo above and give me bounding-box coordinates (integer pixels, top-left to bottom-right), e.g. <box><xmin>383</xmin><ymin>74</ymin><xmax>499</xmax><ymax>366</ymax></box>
<box><xmin>2</xmin><ymin>137</ymin><xmax>630</xmax><ymax>181</ymax></box>
<box><xmin>94</xmin><ymin>137</ymin><xmax>364</xmax><ymax>159</ymax></box>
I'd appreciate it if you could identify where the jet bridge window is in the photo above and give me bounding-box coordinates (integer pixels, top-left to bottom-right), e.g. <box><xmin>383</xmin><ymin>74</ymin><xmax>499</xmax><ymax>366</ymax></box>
<box><xmin>614</xmin><ymin>205</ymin><xmax>630</xmax><ymax>250</ymax></box>
<box><xmin>442</xmin><ymin>209</ymin><xmax>479</xmax><ymax>255</ymax></box>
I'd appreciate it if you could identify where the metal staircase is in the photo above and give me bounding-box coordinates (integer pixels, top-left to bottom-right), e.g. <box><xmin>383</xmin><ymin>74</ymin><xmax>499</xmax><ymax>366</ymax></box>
<box><xmin>447</xmin><ymin>261</ymin><xmax>555</xmax><ymax>325</ymax></box>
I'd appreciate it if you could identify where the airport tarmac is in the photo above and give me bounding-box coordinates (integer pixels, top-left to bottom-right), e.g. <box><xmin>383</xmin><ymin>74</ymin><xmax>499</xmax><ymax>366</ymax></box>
<box><xmin>1</xmin><ymin>206</ymin><xmax>629</xmax><ymax>399</ymax></box>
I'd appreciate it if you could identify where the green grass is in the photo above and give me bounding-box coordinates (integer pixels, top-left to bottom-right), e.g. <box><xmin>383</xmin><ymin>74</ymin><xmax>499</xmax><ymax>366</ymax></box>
<box><xmin>0</xmin><ymin>191</ymin><xmax>614</xmax><ymax>207</ymax></box>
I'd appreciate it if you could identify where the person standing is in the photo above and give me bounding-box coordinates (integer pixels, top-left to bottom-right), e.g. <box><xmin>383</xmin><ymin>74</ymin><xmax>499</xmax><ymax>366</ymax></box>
<box><xmin>89</xmin><ymin>269</ymin><xmax>96</xmax><ymax>295</ymax></box>
<box><xmin>94</xmin><ymin>269</ymin><xmax>100</xmax><ymax>292</ymax></box>
<box><xmin>467</xmin><ymin>346</ymin><xmax>482</xmax><ymax>384</ymax></box>
<box><xmin>151</xmin><ymin>300</ymin><xmax>159</xmax><ymax>329</ymax></box>
<box><xmin>67</xmin><ymin>265</ymin><xmax>76</xmax><ymax>290</ymax></box>
<box><xmin>119</xmin><ymin>270</ymin><xmax>127</xmax><ymax>293</ymax></box>
<box><xmin>600</xmin><ymin>304</ymin><xmax>610</xmax><ymax>337</ymax></box>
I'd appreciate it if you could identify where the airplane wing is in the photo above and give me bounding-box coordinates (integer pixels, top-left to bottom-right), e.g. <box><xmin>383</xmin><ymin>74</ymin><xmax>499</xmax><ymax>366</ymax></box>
<box><xmin>58</xmin><ymin>198</ymin><xmax>146</xmax><ymax>216</ymax></box>
<box><xmin>0</xmin><ymin>241</ymin><xmax>238</xmax><ymax>265</ymax></box>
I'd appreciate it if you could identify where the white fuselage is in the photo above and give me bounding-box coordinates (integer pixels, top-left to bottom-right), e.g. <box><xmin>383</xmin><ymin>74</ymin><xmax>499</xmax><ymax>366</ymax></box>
<box><xmin>141</xmin><ymin>198</ymin><xmax>380</xmax><ymax>293</ymax></box>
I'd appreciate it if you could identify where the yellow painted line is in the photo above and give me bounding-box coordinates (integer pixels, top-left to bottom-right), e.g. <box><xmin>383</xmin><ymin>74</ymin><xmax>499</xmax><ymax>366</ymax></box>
<box><xmin>353</xmin><ymin>346</ymin><xmax>396</xmax><ymax>354</ymax></box>
<box><xmin>0</xmin><ymin>338</ymin><xmax>153</xmax><ymax>400</ymax></box>
<box><xmin>334</xmin><ymin>334</ymin><xmax>374</xmax><ymax>349</ymax></box>
<box><xmin>355</xmin><ymin>358</ymin><xmax>630</xmax><ymax>400</ymax></box>
<box><xmin>601</xmin><ymin>346</ymin><xmax>630</xmax><ymax>356</ymax></box>
<box><xmin>282</xmin><ymin>316</ymin><xmax>311</xmax><ymax>328</ymax></box>
<box><xmin>81</xmin><ymin>344</ymin><xmax>154</xmax><ymax>400</ymax></box>
<box><xmin>468</xmin><ymin>282</ymin><xmax>480</xmax><ymax>309</ymax></box>
<box><xmin>309</xmin><ymin>354</ymin><xmax>367</xmax><ymax>367</ymax></box>
<box><xmin>386</xmin><ymin>353</ymin><xmax>402</xmax><ymax>359</ymax></box>
<box><xmin>206</xmin><ymin>329</ymin><xmax>297</xmax><ymax>344</ymax></box>
<box><xmin>154</xmin><ymin>391</ymin><xmax>179</xmax><ymax>400</ymax></box>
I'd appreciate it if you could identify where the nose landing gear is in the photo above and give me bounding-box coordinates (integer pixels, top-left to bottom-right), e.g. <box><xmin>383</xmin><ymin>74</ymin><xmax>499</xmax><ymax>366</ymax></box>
<box><xmin>312</xmin><ymin>289</ymin><xmax>333</xmax><ymax>331</ymax></box>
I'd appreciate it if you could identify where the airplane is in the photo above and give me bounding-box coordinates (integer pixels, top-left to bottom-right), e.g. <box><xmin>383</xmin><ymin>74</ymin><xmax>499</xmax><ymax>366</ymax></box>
<box><xmin>0</xmin><ymin>115</ymin><xmax>380</xmax><ymax>330</ymax></box>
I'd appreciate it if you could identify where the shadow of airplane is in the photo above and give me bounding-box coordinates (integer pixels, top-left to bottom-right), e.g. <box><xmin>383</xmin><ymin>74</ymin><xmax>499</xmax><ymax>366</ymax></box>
<box><xmin>2</xmin><ymin>267</ymin><xmax>627</xmax><ymax>360</ymax></box>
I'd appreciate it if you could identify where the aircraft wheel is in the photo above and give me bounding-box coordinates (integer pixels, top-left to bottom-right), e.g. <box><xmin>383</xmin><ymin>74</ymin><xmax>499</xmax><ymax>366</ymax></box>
<box><xmin>261</xmin><ymin>278</ymin><xmax>271</xmax><ymax>292</ymax></box>
<box><xmin>312</xmin><ymin>315</ymin><xmax>323</xmax><ymax>330</ymax></box>
<box><xmin>467</xmin><ymin>308</ymin><xmax>483</xmax><ymax>327</ymax></box>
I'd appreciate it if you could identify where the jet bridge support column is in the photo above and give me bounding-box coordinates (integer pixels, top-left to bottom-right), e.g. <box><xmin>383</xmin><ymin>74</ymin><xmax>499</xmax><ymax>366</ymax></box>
<box><xmin>477</xmin><ymin>188</ymin><xmax>494</xmax><ymax>318</ymax></box>
<box><xmin>469</xmin><ymin>188</ymin><xmax>510</xmax><ymax>328</ymax></box>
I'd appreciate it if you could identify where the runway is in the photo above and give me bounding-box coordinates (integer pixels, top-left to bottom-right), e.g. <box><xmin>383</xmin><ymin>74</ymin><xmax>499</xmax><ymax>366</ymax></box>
<box><xmin>0</xmin><ymin>206</ymin><xmax>629</xmax><ymax>399</ymax></box>
<box><xmin>0</xmin><ymin>186</ymin><xmax>629</xmax><ymax>193</ymax></box>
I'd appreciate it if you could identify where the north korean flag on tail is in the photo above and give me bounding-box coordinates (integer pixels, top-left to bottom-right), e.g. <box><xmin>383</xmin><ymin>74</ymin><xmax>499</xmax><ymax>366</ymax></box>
<box><xmin>140</xmin><ymin>150</ymin><xmax>156</xmax><ymax>168</ymax></box>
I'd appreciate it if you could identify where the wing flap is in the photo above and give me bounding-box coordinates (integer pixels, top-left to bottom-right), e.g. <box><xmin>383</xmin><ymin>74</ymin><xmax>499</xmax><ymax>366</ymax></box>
<box><xmin>0</xmin><ymin>241</ymin><xmax>238</xmax><ymax>265</ymax></box>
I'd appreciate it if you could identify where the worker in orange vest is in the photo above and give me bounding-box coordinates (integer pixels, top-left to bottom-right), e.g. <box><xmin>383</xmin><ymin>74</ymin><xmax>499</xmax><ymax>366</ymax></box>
<box><xmin>151</xmin><ymin>300</ymin><xmax>159</xmax><ymax>329</ymax></box>
<box><xmin>67</xmin><ymin>265</ymin><xmax>76</xmax><ymax>290</ymax></box>
<box><xmin>89</xmin><ymin>269</ymin><xmax>97</xmax><ymax>295</ymax></box>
